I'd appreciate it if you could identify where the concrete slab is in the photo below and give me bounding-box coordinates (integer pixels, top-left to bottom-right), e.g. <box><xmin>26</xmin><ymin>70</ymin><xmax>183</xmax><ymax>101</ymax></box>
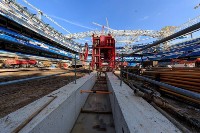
<box><xmin>0</xmin><ymin>72</ymin><xmax>96</xmax><ymax>133</ymax></box>
<box><xmin>106</xmin><ymin>72</ymin><xmax>181</xmax><ymax>133</ymax></box>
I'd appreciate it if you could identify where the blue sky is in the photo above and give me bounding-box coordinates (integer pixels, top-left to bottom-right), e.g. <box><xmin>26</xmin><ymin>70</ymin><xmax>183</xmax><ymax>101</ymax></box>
<box><xmin>16</xmin><ymin>0</ymin><xmax>200</xmax><ymax>35</ymax></box>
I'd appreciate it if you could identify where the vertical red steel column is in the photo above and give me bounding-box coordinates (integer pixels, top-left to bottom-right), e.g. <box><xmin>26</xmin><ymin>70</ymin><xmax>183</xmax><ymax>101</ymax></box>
<box><xmin>91</xmin><ymin>34</ymin><xmax>95</xmax><ymax>70</ymax></box>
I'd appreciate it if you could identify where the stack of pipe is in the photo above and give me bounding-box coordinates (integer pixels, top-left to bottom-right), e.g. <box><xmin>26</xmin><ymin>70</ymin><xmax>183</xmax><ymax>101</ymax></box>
<box><xmin>142</xmin><ymin>69</ymin><xmax>200</xmax><ymax>104</ymax></box>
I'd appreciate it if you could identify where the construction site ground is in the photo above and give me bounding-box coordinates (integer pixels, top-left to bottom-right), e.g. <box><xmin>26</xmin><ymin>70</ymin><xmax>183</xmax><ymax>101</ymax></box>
<box><xmin>114</xmin><ymin>70</ymin><xmax>200</xmax><ymax>132</ymax></box>
<box><xmin>0</xmin><ymin>68</ymin><xmax>87</xmax><ymax>118</ymax></box>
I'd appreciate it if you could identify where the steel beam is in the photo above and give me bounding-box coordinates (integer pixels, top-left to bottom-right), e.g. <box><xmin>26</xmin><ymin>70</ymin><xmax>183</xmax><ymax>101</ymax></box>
<box><xmin>126</xmin><ymin>22</ymin><xmax>200</xmax><ymax>56</ymax></box>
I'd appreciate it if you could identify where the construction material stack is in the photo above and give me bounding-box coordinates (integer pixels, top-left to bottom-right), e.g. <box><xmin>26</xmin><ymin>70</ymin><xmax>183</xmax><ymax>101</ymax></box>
<box><xmin>91</xmin><ymin>34</ymin><xmax>115</xmax><ymax>71</ymax></box>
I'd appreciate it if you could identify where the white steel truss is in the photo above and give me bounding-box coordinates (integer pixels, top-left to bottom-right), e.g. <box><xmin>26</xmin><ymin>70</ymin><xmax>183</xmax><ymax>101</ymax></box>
<box><xmin>1</xmin><ymin>0</ymin><xmax>200</xmax><ymax>54</ymax></box>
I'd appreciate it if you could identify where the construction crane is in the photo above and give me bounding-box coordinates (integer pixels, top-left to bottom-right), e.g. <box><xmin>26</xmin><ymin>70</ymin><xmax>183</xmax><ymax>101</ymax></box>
<box><xmin>66</xmin><ymin>21</ymin><xmax>165</xmax><ymax>54</ymax></box>
<box><xmin>22</xmin><ymin>0</ymin><xmax>95</xmax><ymax>47</ymax></box>
<box><xmin>2</xmin><ymin>0</ymin><xmax>200</xmax><ymax>55</ymax></box>
<box><xmin>92</xmin><ymin>21</ymin><xmax>140</xmax><ymax>45</ymax></box>
<box><xmin>93</xmin><ymin>18</ymin><xmax>151</xmax><ymax>43</ymax></box>
<box><xmin>65</xmin><ymin>30</ymin><xmax>162</xmax><ymax>39</ymax></box>
<box><xmin>66</xmin><ymin>10</ymin><xmax>200</xmax><ymax>44</ymax></box>
<box><xmin>0</xmin><ymin>0</ymin><xmax>167</xmax><ymax>54</ymax></box>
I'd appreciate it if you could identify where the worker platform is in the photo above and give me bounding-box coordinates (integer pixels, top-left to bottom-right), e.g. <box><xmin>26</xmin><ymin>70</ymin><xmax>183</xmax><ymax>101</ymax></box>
<box><xmin>0</xmin><ymin>72</ymin><xmax>180</xmax><ymax>133</ymax></box>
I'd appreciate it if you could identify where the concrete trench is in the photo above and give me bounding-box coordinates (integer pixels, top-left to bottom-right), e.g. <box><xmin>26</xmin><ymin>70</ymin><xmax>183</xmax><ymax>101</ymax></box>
<box><xmin>71</xmin><ymin>75</ymin><xmax>115</xmax><ymax>133</ymax></box>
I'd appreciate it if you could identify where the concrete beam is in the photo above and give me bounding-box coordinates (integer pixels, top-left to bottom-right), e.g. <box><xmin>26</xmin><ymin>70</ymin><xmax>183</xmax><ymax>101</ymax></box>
<box><xmin>0</xmin><ymin>72</ymin><xmax>96</xmax><ymax>133</ymax></box>
<box><xmin>106</xmin><ymin>72</ymin><xmax>181</xmax><ymax>133</ymax></box>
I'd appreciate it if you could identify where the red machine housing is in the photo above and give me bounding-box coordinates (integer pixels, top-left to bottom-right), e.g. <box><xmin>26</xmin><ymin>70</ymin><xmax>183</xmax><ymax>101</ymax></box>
<box><xmin>91</xmin><ymin>34</ymin><xmax>115</xmax><ymax>71</ymax></box>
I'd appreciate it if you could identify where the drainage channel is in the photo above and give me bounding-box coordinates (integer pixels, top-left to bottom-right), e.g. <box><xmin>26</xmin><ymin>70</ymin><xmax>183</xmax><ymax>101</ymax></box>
<box><xmin>71</xmin><ymin>75</ymin><xmax>115</xmax><ymax>133</ymax></box>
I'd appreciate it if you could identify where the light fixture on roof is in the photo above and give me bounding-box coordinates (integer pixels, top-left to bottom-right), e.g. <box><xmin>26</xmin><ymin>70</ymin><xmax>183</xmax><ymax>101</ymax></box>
<box><xmin>4</xmin><ymin>0</ymin><xmax>12</xmax><ymax>4</ymax></box>
<box><xmin>19</xmin><ymin>7</ymin><xmax>26</xmax><ymax>12</ymax></box>
<box><xmin>30</xmin><ymin>13</ymin><xmax>36</xmax><ymax>19</ymax></box>
<box><xmin>23</xmin><ymin>6</ymin><xmax>28</xmax><ymax>10</ymax></box>
<box><xmin>44</xmin><ymin>24</ymin><xmax>49</xmax><ymax>28</ymax></box>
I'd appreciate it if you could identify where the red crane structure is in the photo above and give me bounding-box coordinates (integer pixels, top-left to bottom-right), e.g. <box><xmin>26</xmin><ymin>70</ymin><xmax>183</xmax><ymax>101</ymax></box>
<box><xmin>79</xmin><ymin>42</ymin><xmax>89</xmax><ymax>66</ymax></box>
<box><xmin>91</xmin><ymin>34</ymin><xmax>115</xmax><ymax>71</ymax></box>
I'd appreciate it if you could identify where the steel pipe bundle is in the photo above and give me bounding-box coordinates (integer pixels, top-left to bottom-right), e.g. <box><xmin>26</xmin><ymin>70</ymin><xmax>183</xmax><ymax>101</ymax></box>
<box><xmin>142</xmin><ymin>69</ymin><xmax>200</xmax><ymax>104</ymax></box>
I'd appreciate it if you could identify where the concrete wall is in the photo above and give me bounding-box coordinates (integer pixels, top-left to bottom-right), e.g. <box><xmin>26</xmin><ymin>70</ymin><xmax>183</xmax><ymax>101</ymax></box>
<box><xmin>106</xmin><ymin>72</ymin><xmax>181</xmax><ymax>133</ymax></box>
<box><xmin>0</xmin><ymin>73</ymin><xmax>96</xmax><ymax>133</ymax></box>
